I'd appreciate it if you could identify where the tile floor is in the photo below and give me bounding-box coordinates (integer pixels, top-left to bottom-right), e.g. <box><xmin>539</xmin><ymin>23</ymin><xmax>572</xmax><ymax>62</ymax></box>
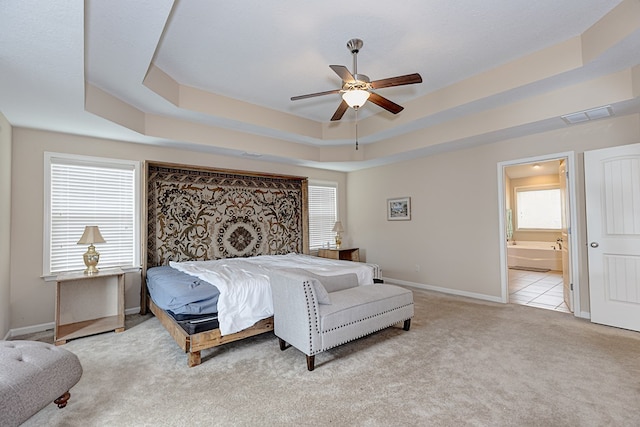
<box><xmin>508</xmin><ymin>268</ymin><xmax>570</xmax><ymax>313</ymax></box>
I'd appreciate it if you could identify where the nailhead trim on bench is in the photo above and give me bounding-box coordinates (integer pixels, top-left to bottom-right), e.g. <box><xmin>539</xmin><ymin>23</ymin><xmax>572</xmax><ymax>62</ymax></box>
<box><xmin>309</xmin><ymin>302</ymin><xmax>414</xmax><ymax>355</ymax></box>
<box><xmin>302</xmin><ymin>281</ymin><xmax>320</xmax><ymax>353</ymax></box>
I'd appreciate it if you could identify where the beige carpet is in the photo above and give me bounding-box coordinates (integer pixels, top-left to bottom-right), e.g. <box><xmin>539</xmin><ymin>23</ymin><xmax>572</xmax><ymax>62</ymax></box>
<box><xmin>18</xmin><ymin>287</ymin><xmax>640</xmax><ymax>426</ymax></box>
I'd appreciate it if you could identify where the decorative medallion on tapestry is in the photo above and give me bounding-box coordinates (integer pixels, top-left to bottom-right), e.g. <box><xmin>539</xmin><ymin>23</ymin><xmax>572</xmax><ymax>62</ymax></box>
<box><xmin>146</xmin><ymin>163</ymin><xmax>308</xmax><ymax>267</ymax></box>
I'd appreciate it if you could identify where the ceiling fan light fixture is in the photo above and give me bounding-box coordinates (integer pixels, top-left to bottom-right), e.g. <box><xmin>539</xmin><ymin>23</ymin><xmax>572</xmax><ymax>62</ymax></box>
<box><xmin>342</xmin><ymin>89</ymin><xmax>370</xmax><ymax>109</ymax></box>
<box><xmin>291</xmin><ymin>38</ymin><xmax>422</xmax><ymax>121</ymax></box>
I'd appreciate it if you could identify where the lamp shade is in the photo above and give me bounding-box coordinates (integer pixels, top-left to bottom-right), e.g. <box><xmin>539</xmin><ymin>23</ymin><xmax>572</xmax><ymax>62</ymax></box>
<box><xmin>332</xmin><ymin>221</ymin><xmax>344</xmax><ymax>233</ymax></box>
<box><xmin>77</xmin><ymin>226</ymin><xmax>106</xmax><ymax>245</ymax></box>
<box><xmin>342</xmin><ymin>89</ymin><xmax>370</xmax><ymax>109</ymax></box>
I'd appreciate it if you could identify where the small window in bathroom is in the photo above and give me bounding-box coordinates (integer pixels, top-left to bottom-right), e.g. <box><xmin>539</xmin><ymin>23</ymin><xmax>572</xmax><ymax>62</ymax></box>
<box><xmin>515</xmin><ymin>186</ymin><xmax>561</xmax><ymax>230</ymax></box>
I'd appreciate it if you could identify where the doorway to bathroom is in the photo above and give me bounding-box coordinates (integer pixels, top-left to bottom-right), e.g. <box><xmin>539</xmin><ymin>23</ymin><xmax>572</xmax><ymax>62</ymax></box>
<box><xmin>497</xmin><ymin>152</ymin><xmax>580</xmax><ymax>316</ymax></box>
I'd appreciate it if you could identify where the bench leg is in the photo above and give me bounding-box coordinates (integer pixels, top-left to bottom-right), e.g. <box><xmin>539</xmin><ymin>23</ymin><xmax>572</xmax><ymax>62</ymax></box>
<box><xmin>187</xmin><ymin>351</ymin><xmax>201</xmax><ymax>367</ymax></box>
<box><xmin>403</xmin><ymin>319</ymin><xmax>411</xmax><ymax>331</ymax></box>
<box><xmin>54</xmin><ymin>391</ymin><xmax>70</xmax><ymax>409</ymax></box>
<box><xmin>278</xmin><ymin>337</ymin><xmax>290</xmax><ymax>351</ymax></box>
<box><xmin>306</xmin><ymin>355</ymin><xmax>315</xmax><ymax>371</ymax></box>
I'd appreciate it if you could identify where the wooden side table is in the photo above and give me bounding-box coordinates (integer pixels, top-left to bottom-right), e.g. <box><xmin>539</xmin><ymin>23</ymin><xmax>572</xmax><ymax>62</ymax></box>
<box><xmin>54</xmin><ymin>268</ymin><xmax>125</xmax><ymax>345</ymax></box>
<box><xmin>317</xmin><ymin>248</ymin><xmax>360</xmax><ymax>262</ymax></box>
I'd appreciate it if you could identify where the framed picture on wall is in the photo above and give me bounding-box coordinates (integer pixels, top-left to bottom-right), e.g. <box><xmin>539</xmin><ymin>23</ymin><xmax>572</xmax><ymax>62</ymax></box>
<box><xmin>387</xmin><ymin>197</ymin><xmax>411</xmax><ymax>221</ymax></box>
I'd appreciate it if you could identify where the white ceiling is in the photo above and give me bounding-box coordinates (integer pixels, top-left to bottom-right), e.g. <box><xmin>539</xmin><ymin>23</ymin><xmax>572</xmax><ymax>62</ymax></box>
<box><xmin>1</xmin><ymin>0</ymin><xmax>639</xmax><ymax>171</ymax></box>
<box><xmin>505</xmin><ymin>160</ymin><xmax>560</xmax><ymax>180</ymax></box>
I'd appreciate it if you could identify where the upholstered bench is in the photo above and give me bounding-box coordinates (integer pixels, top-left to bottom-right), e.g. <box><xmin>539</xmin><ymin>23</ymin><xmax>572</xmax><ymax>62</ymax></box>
<box><xmin>0</xmin><ymin>340</ymin><xmax>83</xmax><ymax>427</ymax></box>
<box><xmin>270</xmin><ymin>269</ymin><xmax>414</xmax><ymax>371</ymax></box>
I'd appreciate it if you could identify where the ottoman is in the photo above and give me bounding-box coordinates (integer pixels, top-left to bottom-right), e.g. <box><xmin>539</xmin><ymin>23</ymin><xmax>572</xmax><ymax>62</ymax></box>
<box><xmin>0</xmin><ymin>340</ymin><xmax>83</xmax><ymax>427</ymax></box>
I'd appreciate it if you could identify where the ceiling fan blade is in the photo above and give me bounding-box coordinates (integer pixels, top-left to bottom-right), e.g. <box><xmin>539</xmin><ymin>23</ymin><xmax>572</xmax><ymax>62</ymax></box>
<box><xmin>330</xmin><ymin>100</ymin><xmax>349</xmax><ymax>121</ymax></box>
<box><xmin>291</xmin><ymin>89</ymin><xmax>341</xmax><ymax>101</ymax></box>
<box><xmin>330</xmin><ymin>65</ymin><xmax>355</xmax><ymax>83</ymax></box>
<box><xmin>368</xmin><ymin>92</ymin><xmax>404</xmax><ymax>114</ymax></box>
<box><xmin>370</xmin><ymin>73</ymin><xmax>422</xmax><ymax>89</ymax></box>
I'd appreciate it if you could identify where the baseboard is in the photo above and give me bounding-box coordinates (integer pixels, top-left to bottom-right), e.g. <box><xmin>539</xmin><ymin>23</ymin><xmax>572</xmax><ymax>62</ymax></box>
<box><xmin>9</xmin><ymin>321</ymin><xmax>55</xmax><ymax>338</ymax></box>
<box><xmin>385</xmin><ymin>277</ymin><xmax>594</xmax><ymax>319</ymax></box>
<box><xmin>383</xmin><ymin>277</ymin><xmax>504</xmax><ymax>304</ymax></box>
<box><xmin>8</xmin><ymin>306</ymin><xmax>142</xmax><ymax>339</ymax></box>
<box><xmin>125</xmin><ymin>306</ymin><xmax>141</xmax><ymax>316</ymax></box>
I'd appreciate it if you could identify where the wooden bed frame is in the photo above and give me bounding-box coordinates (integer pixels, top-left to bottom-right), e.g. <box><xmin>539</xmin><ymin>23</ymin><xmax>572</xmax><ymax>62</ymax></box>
<box><xmin>141</xmin><ymin>161</ymin><xmax>308</xmax><ymax>367</ymax></box>
<box><xmin>147</xmin><ymin>296</ymin><xmax>274</xmax><ymax>367</ymax></box>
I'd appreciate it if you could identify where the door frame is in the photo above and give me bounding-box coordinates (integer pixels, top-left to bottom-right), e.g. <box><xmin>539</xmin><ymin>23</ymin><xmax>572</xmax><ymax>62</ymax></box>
<box><xmin>497</xmin><ymin>151</ymin><xmax>581</xmax><ymax>316</ymax></box>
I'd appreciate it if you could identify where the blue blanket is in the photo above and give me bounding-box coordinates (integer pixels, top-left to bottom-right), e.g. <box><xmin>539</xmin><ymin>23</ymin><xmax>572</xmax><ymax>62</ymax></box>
<box><xmin>146</xmin><ymin>266</ymin><xmax>219</xmax><ymax>316</ymax></box>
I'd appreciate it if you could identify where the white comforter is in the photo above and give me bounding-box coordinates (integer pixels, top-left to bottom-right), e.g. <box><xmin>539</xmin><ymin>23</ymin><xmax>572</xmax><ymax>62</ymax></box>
<box><xmin>170</xmin><ymin>253</ymin><xmax>374</xmax><ymax>335</ymax></box>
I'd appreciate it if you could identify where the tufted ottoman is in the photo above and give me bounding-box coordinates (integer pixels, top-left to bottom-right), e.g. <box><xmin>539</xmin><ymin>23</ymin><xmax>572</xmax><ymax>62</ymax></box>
<box><xmin>0</xmin><ymin>340</ymin><xmax>83</xmax><ymax>427</ymax></box>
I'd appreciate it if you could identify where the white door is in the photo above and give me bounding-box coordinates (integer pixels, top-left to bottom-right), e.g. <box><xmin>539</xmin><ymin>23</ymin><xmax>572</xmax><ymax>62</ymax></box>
<box><xmin>559</xmin><ymin>160</ymin><xmax>573</xmax><ymax>312</ymax></box>
<box><xmin>585</xmin><ymin>143</ymin><xmax>640</xmax><ymax>332</ymax></box>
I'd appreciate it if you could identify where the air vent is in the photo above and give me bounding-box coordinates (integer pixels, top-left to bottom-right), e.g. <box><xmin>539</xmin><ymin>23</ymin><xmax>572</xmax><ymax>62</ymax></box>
<box><xmin>561</xmin><ymin>105</ymin><xmax>612</xmax><ymax>124</ymax></box>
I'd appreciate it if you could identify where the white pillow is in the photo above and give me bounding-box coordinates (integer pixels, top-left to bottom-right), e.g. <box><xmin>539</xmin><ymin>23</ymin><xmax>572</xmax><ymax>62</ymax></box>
<box><xmin>303</xmin><ymin>271</ymin><xmax>359</xmax><ymax>293</ymax></box>
<box><xmin>309</xmin><ymin>278</ymin><xmax>332</xmax><ymax>305</ymax></box>
<box><xmin>274</xmin><ymin>268</ymin><xmax>332</xmax><ymax>304</ymax></box>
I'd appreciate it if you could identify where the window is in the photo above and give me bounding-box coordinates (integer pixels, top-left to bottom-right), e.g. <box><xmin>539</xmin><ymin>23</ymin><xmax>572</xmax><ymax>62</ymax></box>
<box><xmin>44</xmin><ymin>152</ymin><xmax>140</xmax><ymax>276</ymax></box>
<box><xmin>515</xmin><ymin>186</ymin><xmax>561</xmax><ymax>230</ymax></box>
<box><xmin>308</xmin><ymin>182</ymin><xmax>338</xmax><ymax>250</ymax></box>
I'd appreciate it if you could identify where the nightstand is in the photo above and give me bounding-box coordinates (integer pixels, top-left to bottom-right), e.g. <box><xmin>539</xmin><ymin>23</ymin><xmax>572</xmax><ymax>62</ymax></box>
<box><xmin>317</xmin><ymin>247</ymin><xmax>360</xmax><ymax>262</ymax></box>
<box><xmin>54</xmin><ymin>268</ymin><xmax>125</xmax><ymax>345</ymax></box>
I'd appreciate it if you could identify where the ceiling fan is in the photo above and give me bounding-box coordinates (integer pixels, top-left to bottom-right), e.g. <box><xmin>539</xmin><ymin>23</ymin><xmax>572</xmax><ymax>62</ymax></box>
<box><xmin>291</xmin><ymin>38</ymin><xmax>423</xmax><ymax>121</ymax></box>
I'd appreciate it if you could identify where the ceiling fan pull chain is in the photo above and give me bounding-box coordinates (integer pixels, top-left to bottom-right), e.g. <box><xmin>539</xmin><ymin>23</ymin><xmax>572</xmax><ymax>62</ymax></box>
<box><xmin>355</xmin><ymin>109</ymin><xmax>359</xmax><ymax>150</ymax></box>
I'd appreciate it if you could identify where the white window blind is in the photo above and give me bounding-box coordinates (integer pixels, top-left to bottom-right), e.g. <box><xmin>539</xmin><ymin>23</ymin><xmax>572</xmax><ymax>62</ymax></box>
<box><xmin>308</xmin><ymin>183</ymin><xmax>337</xmax><ymax>250</ymax></box>
<box><xmin>516</xmin><ymin>187</ymin><xmax>562</xmax><ymax>230</ymax></box>
<box><xmin>45</xmin><ymin>153</ymin><xmax>140</xmax><ymax>275</ymax></box>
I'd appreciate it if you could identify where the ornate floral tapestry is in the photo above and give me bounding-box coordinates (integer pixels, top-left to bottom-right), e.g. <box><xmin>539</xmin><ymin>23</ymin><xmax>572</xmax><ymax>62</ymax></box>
<box><xmin>146</xmin><ymin>163</ymin><xmax>308</xmax><ymax>267</ymax></box>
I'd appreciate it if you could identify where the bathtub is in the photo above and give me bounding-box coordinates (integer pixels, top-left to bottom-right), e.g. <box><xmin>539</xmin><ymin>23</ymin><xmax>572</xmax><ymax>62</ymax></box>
<box><xmin>507</xmin><ymin>241</ymin><xmax>562</xmax><ymax>271</ymax></box>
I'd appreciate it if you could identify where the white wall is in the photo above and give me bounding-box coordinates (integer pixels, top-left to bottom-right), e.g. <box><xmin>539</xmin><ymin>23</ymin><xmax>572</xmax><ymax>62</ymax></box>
<box><xmin>348</xmin><ymin>114</ymin><xmax>640</xmax><ymax>311</ymax></box>
<box><xmin>8</xmin><ymin>113</ymin><xmax>640</xmax><ymax>332</ymax></box>
<box><xmin>9</xmin><ymin>128</ymin><xmax>347</xmax><ymax>332</ymax></box>
<box><xmin>0</xmin><ymin>112</ymin><xmax>11</xmax><ymax>338</ymax></box>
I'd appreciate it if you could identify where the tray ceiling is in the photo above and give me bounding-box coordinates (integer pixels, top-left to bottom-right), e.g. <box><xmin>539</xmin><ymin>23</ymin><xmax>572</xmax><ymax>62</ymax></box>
<box><xmin>1</xmin><ymin>1</ymin><xmax>639</xmax><ymax>171</ymax></box>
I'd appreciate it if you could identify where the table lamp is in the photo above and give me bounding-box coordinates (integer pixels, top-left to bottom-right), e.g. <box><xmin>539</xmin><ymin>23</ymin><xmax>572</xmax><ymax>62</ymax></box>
<box><xmin>77</xmin><ymin>225</ymin><xmax>106</xmax><ymax>274</ymax></box>
<box><xmin>332</xmin><ymin>221</ymin><xmax>344</xmax><ymax>249</ymax></box>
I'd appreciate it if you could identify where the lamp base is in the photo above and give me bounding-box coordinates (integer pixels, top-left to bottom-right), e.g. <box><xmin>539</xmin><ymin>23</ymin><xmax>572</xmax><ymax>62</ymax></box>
<box><xmin>84</xmin><ymin>265</ymin><xmax>100</xmax><ymax>275</ymax></box>
<box><xmin>335</xmin><ymin>234</ymin><xmax>342</xmax><ymax>250</ymax></box>
<box><xmin>83</xmin><ymin>245</ymin><xmax>101</xmax><ymax>275</ymax></box>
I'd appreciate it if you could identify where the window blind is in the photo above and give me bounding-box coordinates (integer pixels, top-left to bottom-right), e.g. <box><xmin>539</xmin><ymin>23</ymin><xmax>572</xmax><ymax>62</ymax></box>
<box><xmin>308</xmin><ymin>184</ymin><xmax>337</xmax><ymax>249</ymax></box>
<box><xmin>46</xmin><ymin>154</ymin><xmax>138</xmax><ymax>274</ymax></box>
<box><xmin>516</xmin><ymin>187</ymin><xmax>561</xmax><ymax>230</ymax></box>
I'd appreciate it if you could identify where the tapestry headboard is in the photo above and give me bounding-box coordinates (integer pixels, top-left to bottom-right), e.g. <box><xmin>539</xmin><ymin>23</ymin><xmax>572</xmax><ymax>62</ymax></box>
<box><xmin>144</xmin><ymin>162</ymin><xmax>309</xmax><ymax>269</ymax></box>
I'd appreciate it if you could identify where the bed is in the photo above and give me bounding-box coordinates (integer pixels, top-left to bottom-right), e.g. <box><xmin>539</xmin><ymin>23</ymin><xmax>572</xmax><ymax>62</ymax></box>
<box><xmin>142</xmin><ymin>162</ymin><xmax>380</xmax><ymax>367</ymax></box>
